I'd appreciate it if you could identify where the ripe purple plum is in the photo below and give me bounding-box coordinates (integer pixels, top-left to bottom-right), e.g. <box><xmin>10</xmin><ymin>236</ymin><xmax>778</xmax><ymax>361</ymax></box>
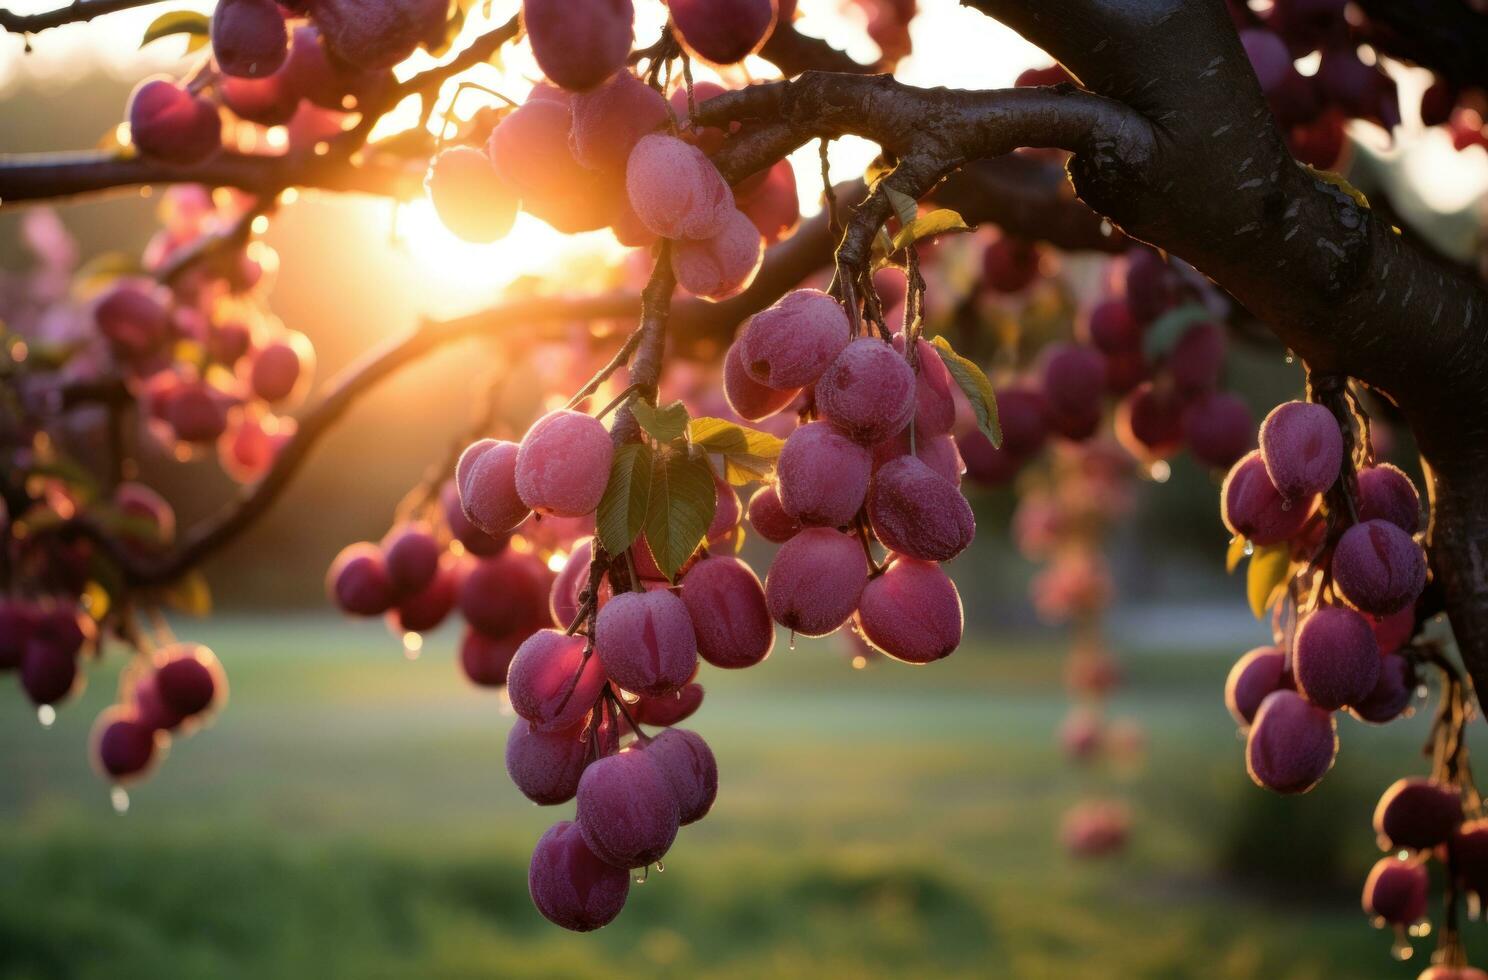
<box><xmin>956</xmin><ymin>430</ymin><xmax>1024</xmax><ymax>485</ymax></box>
<box><xmin>1224</xmin><ymin>645</ymin><xmax>1288</xmax><ymax>727</ymax></box>
<box><xmin>1166</xmin><ymin>321</ymin><xmax>1226</xmax><ymax>393</ymax></box>
<box><xmin>528</xmin><ymin>820</ymin><xmax>631</xmax><ymax>931</ymax></box>
<box><xmin>1039</xmin><ymin>343</ymin><xmax>1106</xmax><ymax>435</ymax></box>
<box><xmin>1370</xmin><ymin>607</ymin><xmax>1417</xmax><ymax>656</ymax></box>
<box><xmin>1084</xmin><ymin>298</ymin><xmax>1140</xmax><ymax>354</ymax></box>
<box><xmin>746</xmin><ymin>484</ymin><xmax>802</xmax><ymax>543</ymax></box>
<box><xmin>871</xmin><ymin>432</ymin><xmax>964</xmax><ymax>486</ymax></box>
<box><xmin>327</xmin><ymin>542</ymin><xmax>396</xmax><ymax>616</ymax></box>
<box><xmin>1348</xmin><ymin>651</ymin><xmax>1414</xmax><ymax>725</ymax></box>
<box><xmin>308</xmin><ymin>0</ymin><xmax>446</xmax><ymax>69</ymax></box>
<box><xmin>154</xmin><ymin>644</ymin><xmax>223</xmax><ymax>718</ymax></box>
<box><xmin>815</xmin><ymin>338</ymin><xmax>917</xmax><ymax>445</ymax></box>
<box><xmin>890</xmin><ymin>334</ymin><xmax>956</xmax><ymax>438</ymax></box>
<box><xmin>1182</xmin><ymin>391</ymin><xmax>1255</xmax><ymax>469</ymax></box>
<box><xmin>91</xmin><ymin>708</ymin><xmax>160</xmax><ymax>782</ymax></box>
<box><xmin>625</xmin><ymin>133</ymin><xmax>734</xmax><ymax>240</ymax></box>
<box><xmin>0</xmin><ymin>600</ymin><xmax>35</xmax><ymax>671</ymax></box>
<box><xmin>576</xmin><ymin>748</ymin><xmax>680</xmax><ymax>867</ymax></box>
<box><xmin>594</xmin><ymin>590</ymin><xmax>698</xmax><ymax>697</ymax></box>
<box><xmin>424</xmin><ymin>146</ymin><xmax>519</xmax><ymax>243</ymax></box>
<box><xmin>1246</xmin><ymin>689</ymin><xmax>1337</xmax><ymax>793</ymax></box>
<box><xmin>670</xmin><ymin>0</ymin><xmax>776</xmax><ymax>64</ymax></box>
<box><xmin>388</xmin><ymin>554</ymin><xmax>460</xmax><ymax>632</ymax></box>
<box><xmin>672</xmin><ymin>208</ymin><xmax>765</xmax><ymax>300</ymax></box>
<box><xmin>381</xmin><ymin>521</ymin><xmax>441</xmax><ymax>597</ymax></box>
<box><xmin>549</xmin><ymin>538</ymin><xmax>595</xmax><ymax>627</ymax></box>
<box><xmin>867</xmin><ymin>455</ymin><xmax>976</xmax><ymax>563</ymax></box>
<box><xmin>854</xmin><ymin>557</ymin><xmax>963</xmax><ymax>664</ymax></box>
<box><xmin>1114</xmin><ymin>381</ymin><xmax>1184</xmax><ymax>460</ymax></box>
<box><xmin>459</xmin><ymin>549</ymin><xmax>553</xmax><ymax>637</ymax></box>
<box><xmin>735</xmin><ymin>158</ymin><xmax>799</xmax><ymax>244</ymax></box>
<box><xmin>1356</xmin><ymin>463</ymin><xmax>1422</xmax><ymax>533</ymax></box>
<box><xmin>441</xmin><ymin>481</ymin><xmax>510</xmax><ymax>558</ymax></box>
<box><xmin>458</xmin><ymin>438</ymin><xmax>530</xmax><ymax>535</ymax></box>
<box><xmin>163</xmin><ymin>379</ymin><xmax>231</xmax><ymax>444</ymax></box>
<box><xmin>515</xmin><ymin>409</ymin><xmax>615</xmax><ymax>517</ymax></box>
<box><xmin>523</xmin><ymin>0</ymin><xmax>634</xmax><ymax>92</ymax></box>
<box><xmin>632</xmin><ymin>683</ymin><xmax>704</xmax><ymax>726</ymax></box>
<box><xmin>680</xmin><ymin>556</ymin><xmax>774</xmax><ymax>669</ymax></box>
<box><xmin>775</xmin><ymin>421</ymin><xmax>872</xmax><ymax>527</ymax></box>
<box><xmin>645</xmin><ymin>728</ymin><xmax>717</xmax><ymax>825</ymax></box>
<box><xmin>95</xmin><ymin>281</ymin><xmax>170</xmax><ymax>357</ymax></box>
<box><xmin>1293</xmin><ymin>605</ymin><xmax>1380</xmax><ymax>710</ymax></box>
<box><xmin>507</xmin><ymin>629</ymin><xmax>608</xmax><ymax>732</ymax></box>
<box><xmin>21</xmin><ymin>632</ymin><xmax>80</xmax><ymax>706</ymax></box>
<box><xmin>211</xmin><ymin>0</ymin><xmax>288</xmax><ymax>77</ymax></box>
<box><xmin>1331</xmin><ymin>519</ymin><xmax>1427</xmax><ymax>616</ymax></box>
<box><xmin>995</xmin><ymin>384</ymin><xmax>1051</xmax><ymax>457</ymax></box>
<box><xmin>1221</xmin><ymin>450</ymin><xmax>1314</xmax><ymax>545</ymax></box>
<box><xmin>739</xmin><ymin>288</ymin><xmax>850</xmax><ymax>389</ymax></box>
<box><xmin>723</xmin><ymin>339</ymin><xmax>798</xmax><ymax>421</ymax></box>
<box><xmin>1258</xmin><ymin>400</ymin><xmax>1343</xmax><ymax>501</ymax></box>
<box><xmin>569</xmin><ymin>71</ymin><xmax>669</xmax><ymax>173</ymax></box>
<box><xmin>982</xmin><ymin>235</ymin><xmax>1042</xmax><ymax>292</ymax></box>
<box><xmin>459</xmin><ymin>627</ymin><xmax>522</xmax><ymax>687</ymax></box>
<box><xmin>1374</xmin><ymin>777</ymin><xmax>1461</xmax><ymax>851</ymax></box>
<box><xmin>708</xmin><ymin>472</ymin><xmax>742</xmax><ymax>543</ymax></box>
<box><xmin>220</xmin><ymin>73</ymin><xmax>299</xmax><ymax>126</ymax></box>
<box><xmin>488</xmin><ymin>100</ymin><xmax>618</xmax><ymax>233</ymax></box>
<box><xmin>127</xmin><ymin>78</ymin><xmax>222</xmax><ymax>165</ymax></box>
<box><xmin>1362</xmin><ymin>856</ymin><xmax>1429</xmax><ymax>925</ymax></box>
<box><xmin>506</xmin><ymin>720</ymin><xmax>591</xmax><ymax>805</ymax></box>
<box><xmin>1124</xmin><ymin>249</ymin><xmax>1178</xmax><ymax>323</ymax></box>
<box><xmin>764</xmin><ymin>527</ymin><xmax>867</xmax><ymax>636</ymax></box>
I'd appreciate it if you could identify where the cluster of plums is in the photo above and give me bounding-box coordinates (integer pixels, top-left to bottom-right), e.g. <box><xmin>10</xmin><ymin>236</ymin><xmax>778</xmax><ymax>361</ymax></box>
<box><xmin>91</xmin><ymin>644</ymin><xmax>227</xmax><ymax>787</ymax></box>
<box><xmin>1222</xmin><ymin>399</ymin><xmax>1429</xmax><ymax>793</ymax></box>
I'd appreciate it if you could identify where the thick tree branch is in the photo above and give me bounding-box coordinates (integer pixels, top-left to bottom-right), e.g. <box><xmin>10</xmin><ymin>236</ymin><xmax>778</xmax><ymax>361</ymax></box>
<box><xmin>0</xmin><ymin>0</ymin><xmax>163</xmax><ymax>35</ymax></box>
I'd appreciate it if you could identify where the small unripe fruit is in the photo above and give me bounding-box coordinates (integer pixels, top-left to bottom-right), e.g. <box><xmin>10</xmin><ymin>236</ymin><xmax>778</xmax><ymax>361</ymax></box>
<box><xmin>632</xmin><ymin>682</ymin><xmax>704</xmax><ymax>726</ymax></box>
<box><xmin>669</xmin><ymin>0</ymin><xmax>776</xmax><ymax>64</ymax></box>
<box><xmin>1374</xmin><ymin>777</ymin><xmax>1461</xmax><ymax>851</ymax></box>
<box><xmin>506</xmin><ymin>720</ymin><xmax>590</xmax><ymax>805</ymax></box>
<box><xmin>529</xmin><ymin>820</ymin><xmax>630</xmax><ymax>931</ymax></box>
<box><xmin>1293</xmin><ymin>605</ymin><xmax>1380</xmax><ymax>710</ymax></box>
<box><xmin>516</xmin><ymin>409</ymin><xmax>615</xmax><ymax>517</ymax></box>
<box><xmin>765</xmin><ymin>527</ymin><xmax>867</xmax><ymax>636</ymax></box>
<box><xmin>854</xmin><ymin>557</ymin><xmax>963</xmax><ymax>664</ymax></box>
<box><xmin>1258</xmin><ymin>400</ymin><xmax>1343</xmax><ymax>500</ymax></box>
<box><xmin>380</xmin><ymin>521</ymin><xmax>441</xmax><ymax>596</ymax></box>
<box><xmin>1221</xmin><ymin>450</ymin><xmax>1313</xmax><ymax>545</ymax></box>
<box><xmin>1182</xmin><ymin>391</ymin><xmax>1255</xmax><ymax>469</ymax></box>
<box><xmin>746</xmin><ymin>485</ymin><xmax>801</xmax><ymax>543</ymax></box>
<box><xmin>211</xmin><ymin>0</ymin><xmax>288</xmax><ymax>77</ymax></box>
<box><xmin>1349</xmin><ymin>651</ymin><xmax>1416</xmax><ymax>724</ymax></box>
<box><xmin>425</xmin><ymin>147</ymin><xmax>519</xmax><ymax>243</ymax></box>
<box><xmin>1331</xmin><ymin>519</ymin><xmax>1428</xmax><ymax>616</ymax></box>
<box><xmin>523</xmin><ymin>0</ymin><xmax>634</xmax><ymax>92</ymax></box>
<box><xmin>1362</xmin><ymin>856</ymin><xmax>1429</xmax><ymax>925</ymax></box>
<box><xmin>569</xmin><ymin>71</ymin><xmax>669</xmax><ymax>173</ymax></box>
<box><xmin>645</xmin><ymin>728</ymin><xmax>718</xmax><ymax>825</ymax></box>
<box><xmin>1356</xmin><ymin>463</ymin><xmax>1422</xmax><ymax>533</ymax></box>
<box><xmin>671</xmin><ymin>207</ymin><xmax>764</xmax><ymax>300</ymax></box>
<box><xmin>815</xmin><ymin>338</ymin><xmax>917</xmax><ymax>445</ymax></box>
<box><xmin>867</xmin><ymin>455</ymin><xmax>976</xmax><ymax>563</ymax></box>
<box><xmin>328</xmin><ymin>542</ymin><xmax>395</xmax><ymax>615</ymax></box>
<box><xmin>723</xmin><ymin>340</ymin><xmax>798</xmax><ymax>421</ymax></box>
<box><xmin>128</xmin><ymin>78</ymin><xmax>222</xmax><ymax>165</ymax></box>
<box><xmin>91</xmin><ymin>708</ymin><xmax>160</xmax><ymax>782</ymax></box>
<box><xmin>594</xmin><ymin>590</ymin><xmax>698</xmax><ymax>697</ymax></box>
<box><xmin>309</xmin><ymin>0</ymin><xmax>446</xmax><ymax>69</ymax></box>
<box><xmin>680</xmin><ymin>556</ymin><xmax>774</xmax><ymax>669</ymax></box>
<box><xmin>1246</xmin><ymin>689</ymin><xmax>1337</xmax><ymax>793</ymax></box>
<box><xmin>507</xmin><ymin>629</ymin><xmax>608</xmax><ymax>732</ymax></box>
<box><xmin>458</xmin><ymin>439</ymin><xmax>530</xmax><ymax>535</ymax></box>
<box><xmin>739</xmin><ymin>288</ymin><xmax>850</xmax><ymax>389</ymax></box>
<box><xmin>460</xmin><ymin>627</ymin><xmax>521</xmax><ymax>687</ymax></box>
<box><xmin>576</xmin><ymin>749</ymin><xmax>680</xmax><ymax>868</ymax></box>
<box><xmin>625</xmin><ymin>133</ymin><xmax>734</xmax><ymax>240</ymax></box>
<box><xmin>775</xmin><ymin>421</ymin><xmax>871</xmax><ymax>527</ymax></box>
<box><xmin>1224</xmin><ymin>645</ymin><xmax>1288</xmax><ymax>727</ymax></box>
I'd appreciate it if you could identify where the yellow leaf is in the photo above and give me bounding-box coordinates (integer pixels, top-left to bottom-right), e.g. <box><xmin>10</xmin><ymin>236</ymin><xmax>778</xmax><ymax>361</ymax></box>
<box><xmin>891</xmin><ymin>209</ymin><xmax>969</xmax><ymax>252</ymax></box>
<box><xmin>1225</xmin><ymin>535</ymin><xmax>1248</xmax><ymax>574</ymax></box>
<box><xmin>1246</xmin><ymin>544</ymin><xmax>1290</xmax><ymax>620</ymax></box>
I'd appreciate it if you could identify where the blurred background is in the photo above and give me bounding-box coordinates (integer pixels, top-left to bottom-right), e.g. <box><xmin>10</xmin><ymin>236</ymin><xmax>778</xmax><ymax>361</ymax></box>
<box><xmin>3</xmin><ymin>1</ymin><xmax>1488</xmax><ymax>977</ymax></box>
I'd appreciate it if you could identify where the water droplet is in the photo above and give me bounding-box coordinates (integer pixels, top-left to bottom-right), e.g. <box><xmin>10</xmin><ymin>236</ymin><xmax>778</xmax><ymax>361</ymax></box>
<box><xmin>634</xmin><ymin>866</ymin><xmax>650</xmax><ymax>885</ymax></box>
<box><xmin>1390</xmin><ymin>924</ymin><xmax>1414</xmax><ymax>960</ymax></box>
<box><xmin>1409</xmin><ymin>921</ymin><xmax>1431</xmax><ymax>938</ymax></box>
<box><xmin>1149</xmin><ymin>460</ymin><xmax>1171</xmax><ymax>483</ymax></box>
<box><xmin>788</xmin><ymin>631</ymin><xmax>797</xmax><ymax>652</ymax></box>
<box><xmin>654</xmin><ymin>860</ymin><xmax>664</xmax><ymax>873</ymax></box>
<box><xmin>402</xmin><ymin>631</ymin><xmax>423</xmax><ymax>660</ymax></box>
<box><xmin>1243</xmin><ymin>541</ymin><xmax>1254</xmax><ymax>557</ymax></box>
<box><xmin>851</xmin><ymin>656</ymin><xmax>867</xmax><ymax>670</ymax></box>
<box><xmin>111</xmin><ymin>786</ymin><xmax>130</xmax><ymax>814</ymax></box>
<box><xmin>1285</xmin><ymin>349</ymin><xmax>1296</xmax><ymax>364</ymax></box>
<box><xmin>37</xmin><ymin>705</ymin><xmax>55</xmax><ymax>728</ymax></box>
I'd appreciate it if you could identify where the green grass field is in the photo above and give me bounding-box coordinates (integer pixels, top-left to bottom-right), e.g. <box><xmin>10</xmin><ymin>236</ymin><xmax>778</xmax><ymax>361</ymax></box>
<box><xmin>0</xmin><ymin>615</ymin><xmax>1475</xmax><ymax>979</ymax></box>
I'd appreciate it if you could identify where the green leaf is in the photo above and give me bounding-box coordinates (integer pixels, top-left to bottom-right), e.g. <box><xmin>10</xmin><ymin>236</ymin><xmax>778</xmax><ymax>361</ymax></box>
<box><xmin>72</xmin><ymin>252</ymin><xmax>145</xmax><ymax>299</ymax></box>
<box><xmin>596</xmin><ymin>442</ymin><xmax>653</xmax><ymax>557</ymax></box>
<box><xmin>687</xmin><ymin>417</ymin><xmax>785</xmax><ymax>485</ymax></box>
<box><xmin>1246</xmin><ymin>544</ymin><xmax>1291</xmax><ymax>620</ymax></box>
<box><xmin>630</xmin><ymin>399</ymin><xmax>690</xmax><ymax>445</ymax></box>
<box><xmin>930</xmin><ymin>336</ymin><xmax>1001</xmax><ymax>448</ymax></box>
<box><xmin>642</xmin><ymin>448</ymin><xmax>717</xmax><ymax>582</ymax></box>
<box><xmin>891</xmin><ymin>209</ymin><xmax>969</xmax><ymax>252</ymax></box>
<box><xmin>164</xmin><ymin>570</ymin><xmax>212</xmax><ymax>617</ymax></box>
<box><xmin>1141</xmin><ymin>304</ymin><xmax>1212</xmax><ymax>361</ymax></box>
<box><xmin>140</xmin><ymin>10</ymin><xmax>210</xmax><ymax>49</ymax></box>
<box><xmin>883</xmin><ymin>186</ymin><xmax>919</xmax><ymax>229</ymax></box>
<box><xmin>1225</xmin><ymin>534</ymin><xmax>1248</xmax><ymax>574</ymax></box>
